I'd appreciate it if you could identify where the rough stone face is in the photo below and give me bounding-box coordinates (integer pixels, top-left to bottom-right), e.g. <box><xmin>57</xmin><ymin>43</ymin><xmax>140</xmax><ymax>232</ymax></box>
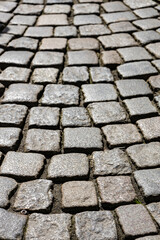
<box><xmin>102</xmin><ymin>124</ymin><xmax>142</xmax><ymax>147</ymax></box>
<box><xmin>88</xmin><ymin>102</ymin><xmax>127</xmax><ymax>125</ymax></box>
<box><xmin>97</xmin><ymin>176</ymin><xmax>136</xmax><ymax>206</ymax></box>
<box><xmin>31</xmin><ymin>68</ymin><xmax>59</xmax><ymax>84</ymax></box>
<box><xmin>40</xmin><ymin>38</ymin><xmax>67</xmax><ymax>51</ymax></box>
<box><xmin>8</xmin><ymin>37</ymin><xmax>38</xmax><ymax>51</ymax></box>
<box><xmin>0</xmin><ymin>128</ymin><xmax>21</xmax><ymax>151</ymax></box>
<box><xmin>0</xmin><ymin>34</ymin><xmax>13</xmax><ymax>47</ymax></box>
<box><xmin>64</xmin><ymin>127</ymin><xmax>103</xmax><ymax>153</ymax></box>
<box><xmin>44</xmin><ymin>4</ymin><xmax>71</xmax><ymax>14</ymax></box>
<box><xmin>152</xmin><ymin>60</ymin><xmax>160</xmax><ymax>72</ymax></box>
<box><xmin>123</xmin><ymin>0</ymin><xmax>156</xmax><ymax>9</ymax></box>
<box><xmin>117</xmin><ymin>47</ymin><xmax>152</xmax><ymax>62</ymax></box>
<box><xmin>75</xmin><ymin>211</ymin><xmax>117</xmax><ymax>240</ymax></box>
<box><xmin>0</xmin><ymin>12</ymin><xmax>13</xmax><ymax>24</ymax></box>
<box><xmin>14</xmin><ymin>4</ymin><xmax>43</xmax><ymax>15</ymax></box>
<box><xmin>13</xmin><ymin>179</ymin><xmax>53</xmax><ymax>212</ymax></box>
<box><xmin>0</xmin><ymin>152</ymin><xmax>45</xmax><ymax>180</ymax></box>
<box><xmin>127</xmin><ymin>142</ymin><xmax>160</xmax><ymax>169</ymax></box>
<box><xmin>101</xmin><ymin>11</ymin><xmax>137</xmax><ymax>24</ymax></box>
<box><xmin>73</xmin><ymin>3</ymin><xmax>99</xmax><ymax>15</ymax></box>
<box><xmin>155</xmin><ymin>95</ymin><xmax>160</xmax><ymax>108</ymax></box>
<box><xmin>116</xmin><ymin>204</ymin><xmax>157</xmax><ymax>238</ymax></box>
<box><xmin>134</xmin><ymin>168</ymin><xmax>160</xmax><ymax>201</ymax></box>
<box><xmin>0</xmin><ymin>1</ymin><xmax>17</xmax><ymax>12</ymax></box>
<box><xmin>133</xmin><ymin>19</ymin><xmax>160</xmax><ymax>31</ymax></box>
<box><xmin>62</xmin><ymin>107</ymin><xmax>91</xmax><ymax>127</ymax></box>
<box><xmin>67</xmin><ymin>50</ymin><xmax>98</xmax><ymax>66</ymax></box>
<box><xmin>25</xmin><ymin>213</ymin><xmax>71</xmax><ymax>240</ymax></box>
<box><xmin>147</xmin><ymin>202</ymin><xmax>160</xmax><ymax>227</ymax></box>
<box><xmin>148</xmin><ymin>75</ymin><xmax>160</xmax><ymax>91</ymax></box>
<box><xmin>29</xmin><ymin>107</ymin><xmax>60</xmax><ymax>128</ymax></box>
<box><xmin>109</xmin><ymin>21</ymin><xmax>137</xmax><ymax>33</ymax></box>
<box><xmin>25</xmin><ymin>129</ymin><xmax>60</xmax><ymax>154</ymax></box>
<box><xmin>54</xmin><ymin>26</ymin><xmax>77</xmax><ymax>37</ymax></box>
<box><xmin>133</xmin><ymin>30</ymin><xmax>160</xmax><ymax>45</ymax></box>
<box><xmin>25</xmin><ymin>26</ymin><xmax>53</xmax><ymax>38</ymax></box>
<box><xmin>74</xmin><ymin>14</ymin><xmax>102</xmax><ymax>26</ymax></box>
<box><xmin>146</xmin><ymin>43</ymin><xmax>160</xmax><ymax>58</ymax></box>
<box><xmin>62</xmin><ymin>181</ymin><xmax>98</xmax><ymax>210</ymax></box>
<box><xmin>102</xmin><ymin>1</ymin><xmax>129</xmax><ymax>12</ymax></box>
<box><xmin>0</xmin><ymin>104</ymin><xmax>28</xmax><ymax>127</ymax></box>
<box><xmin>62</xmin><ymin>66</ymin><xmax>89</xmax><ymax>84</ymax></box>
<box><xmin>92</xmin><ymin>148</ymin><xmax>132</xmax><ymax>176</ymax></box>
<box><xmin>0</xmin><ymin>176</ymin><xmax>17</xmax><ymax>208</ymax></box>
<box><xmin>41</xmin><ymin>84</ymin><xmax>79</xmax><ymax>106</ymax></box>
<box><xmin>0</xmin><ymin>67</ymin><xmax>31</xmax><ymax>84</ymax></box>
<box><xmin>79</xmin><ymin>24</ymin><xmax>111</xmax><ymax>36</ymax></box>
<box><xmin>101</xmin><ymin>50</ymin><xmax>122</xmax><ymax>66</ymax></box>
<box><xmin>37</xmin><ymin>14</ymin><xmax>68</xmax><ymax>26</ymax></box>
<box><xmin>47</xmin><ymin>153</ymin><xmax>89</xmax><ymax>180</ymax></box>
<box><xmin>0</xmin><ymin>208</ymin><xmax>27</xmax><ymax>240</ymax></box>
<box><xmin>134</xmin><ymin>7</ymin><xmax>159</xmax><ymax>19</ymax></box>
<box><xmin>68</xmin><ymin>38</ymin><xmax>99</xmax><ymax>51</ymax></box>
<box><xmin>136</xmin><ymin>236</ymin><xmax>160</xmax><ymax>240</ymax></box>
<box><xmin>90</xmin><ymin>67</ymin><xmax>114</xmax><ymax>83</ymax></box>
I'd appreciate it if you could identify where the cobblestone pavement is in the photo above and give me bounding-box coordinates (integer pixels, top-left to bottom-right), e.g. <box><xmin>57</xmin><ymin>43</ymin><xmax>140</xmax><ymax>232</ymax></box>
<box><xmin>0</xmin><ymin>0</ymin><xmax>160</xmax><ymax>239</ymax></box>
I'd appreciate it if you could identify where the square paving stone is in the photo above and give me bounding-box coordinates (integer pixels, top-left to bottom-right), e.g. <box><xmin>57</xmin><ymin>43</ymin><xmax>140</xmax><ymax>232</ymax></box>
<box><xmin>31</xmin><ymin>51</ymin><xmax>64</xmax><ymax>68</ymax></box>
<box><xmin>102</xmin><ymin>1</ymin><xmax>129</xmax><ymax>12</ymax></box>
<box><xmin>127</xmin><ymin>142</ymin><xmax>160</xmax><ymax>169</ymax></box>
<box><xmin>134</xmin><ymin>8</ymin><xmax>159</xmax><ymax>19</ymax></box>
<box><xmin>14</xmin><ymin>4</ymin><xmax>43</xmax><ymax>15</ymax></box>
<box><xmin>41</xmin><ymin>84</ymin><xmax>79</xmax><ymax>106</ymax></box>
<box><xmin>147</xmin><ymin>202</ymin><xmax>160</xmax><ymax>227</ymax></box>
<box><xmin>25</xmin><ymin>129</ymin><xmax>60</xmax><ymax>154</ymax></box>
<box><xmin>152</xmin><ymin>60</ymin><xmax>160</xmax><ymax>71</ymax></box>
<box><xmin>123</xmin><ymin>0</ymin><xmax>156</xmax><ymax>9</ymax></box>
<box><xmin>2</xmin><ymin>84</ymin><xmax>43</xmax><ymax>106</ymax></box>
<box><xmin>136</xmin><ymin>236</ymin><xmax>160</xmax><ymax>240</ymax></box>
<box><xmin>116</xmin><ymin>204</ymin><xmax>157</xmax><ymax>238</ymax></box>
<box><xmin>0</xmin><ymin>1</ymin><xmax>17</xmax><ymax>12</ymax></box>
<box><xmin>116</xmin><ymin>79</ymin><xmax>153</xmax><ymax>99</ymax></box>
<box><xmin>3</xmin><ymin>25</ymin><xmax>27</xmax><ymax>36</ymax></box>
<box><xmin>44</xmin><ymin>4</ymin><xmax>71</xmax><ymax>14</ymax></box>
<box><xmin>10</xmin><ymin>15</ymin><xmax>37</xmax><ymax>26</ymax></box>
<box><xmin>75</xmin><ymin>211</ymin><xmax>117</xmax><ymax>240</ymax></box>
<box><xmin>82</xmin><ymin>84</ymin><xmax>117</xmax><ymax>104</ymax></box>
<box><xmin>0</xmin><ymin>208</ymin><xmax>27</xmax><ymax>240</ymax></box>
<box><xmin>62</xmin><ymin>66</ymin><xmax>89</xmax><ymax>84</ymax></box>
<box><xmin>29</xmin><ymin>107</ymin><xmax>60</xmax><ymax>128</ymax></box>
<box><xmin>117</xmin><ymin>47</ymin><xmax>152</xmax><ymax>62</ymax></box>
<box><xmin>64</xmin><ymin>127</ymin><xmax>103</xmax><ymax>153</ymax></box>
<box><xmin>0</xmin><ymin>34</ymin><xmax>13</xmax><ymax>47</ymax></box>
<box><xmin>74</xmin><ymin>14</ymin><xmax>102</xmax><ymax>26</ymax></box>
<box><xmin>134</xmin><ymin>168</ymin><xmax>160</xmax><ymax>201</ymax></box>
<box><xmin>97</xmin><ymin>176</ymin><xmax>136</xmax><ymax>207</ymax></box>
<box><xmin>133</xmin><ymin>30</ymin><xmax>160</xmax><ymax>45</ymax></box>
<box><xmin>0</xmin><ymin>51</ymin><xmax>34</xmax><ymax>67</ymax></box>
<box><xmin>0</xmin><ymin>104</ymin><xmax>28</xmax><ymax>127</ymax></box>
<box><xmin>101</xmin><ymin>11</ymin><xmax>137</xmax><ymax>24</ymax></box>
<box><xmin>79</xmin><ymin>24</ymin><xmax>111</xmax><ymax>37</ymax></box>
<box><xmin>133</xmin><ymin>19</ymin><xmax>160</xmax><ymax>30</ymax></box>
<box><xmin>0</xmin><ymin>128</ymin><xmax>21</xmax><ymax>151</ymax></box>
<box><xmin>148</xmin><ymin>75</ymin><xmax>160</xmax><ymax>91</ymax></box>
<box><xmin>37</xmin><ymin>14</ymin><xmax>68</xmax><ymax>26</ymax></box>
<box><xmin>22</xmin><ymin>0</ymin><xmax>44</xmax><ymax>4</ymax></box>
<box><xmin>62</xmin><ymin>107</ymin><xmax>91</xmax><ymax>127</ymax></box>
<box><xmin>24</xmin><ymin>26</ymin><xmax>53</xmax><ymax>38</ymax></box>
<box><xmin>8</xmin><ymin>37</ymin><xmax>38</xmax><ymax>51</ymax></box>
<box><xmin>73</xmin><ymin>3</ymin><xmax>99</xmax><ymax>15</ymax></box>
<box><xmin>62</xmin><ymin>181</ymin><xmax>98</xmax><ymax>211</ymax></box>
<box><xmin>102</xmin><ymin>123</ymin><xmax>142</xmax><ymax>147</ymax></box>
<box><xmin>98</xmin><ymin>33</ymin><xmax>138</xmax><ymax>49</ymax></box>
<box><xmin>67</xmin><ymin>50</ymin><xmax>98</xmax><ymax>66</ymax></box>
<box><xmin>31</xmin><ymin>68</ymin><xmax>59</xmax><ymax>84</ymax></box>
<box><xmin>0</xmin><ymin>67</ymin><xmax>31</xmax><ymax>84</ymax></box>
<box><xmin>54</xmin><ymin>26</ymin><xmax>77</xmax><ymax>37</ymax></box>
<box><xmin>101</xmin><ymin>50</ymin><xmax>122</xmax><ymax>66</ymax></box>
<box><xmin>39</xmin><ymin>38</ymin><xmax>67</xmax><ymax>51</ymax></box>
<box><xmin>0</xmin><ymin>12</ymin><xmax>13</xmax><ymax>24</ymax></box>
<box><xmin>0</xmin><ymin>176</ymin><xmax>17</xmax><ymax>208</ymax></box>
<box><xmin>25</xmin><ymin>213</ymin><xmax>71</xmax><ymax>240</ymax></box>
<box><xmin>124</xmin><ymin>97</ymin><xmax>157</xmax><ymax>121</ymax></box>
<box><xmin>13</xmin><ymin>179</ymin><xmax>53</xmax><ymax>212</ymax></box>
<box><xmin>68</xmin><ymin>38</ymin><xmax>99</xmax><ymax>51</ymax></box>
<box><xmin>88</xmin><ymin>102</ymin><xmax>127</xmax><ymax>126</ymax></box>
<box><xmin>0</xmin><ymin>152</ymin><xmax>45</xmax><ymax>180</ymax></box>
<box><xmin>0</xmin><ymin>84</ymin><xmax>4</xmax><ymax>96</ymax></box>
<box><xmin>117</xmin><ymin>61</ymin><xmax>157</xmax><ymax>78</ymax></box>
<box><xmin>137</xmin><ymin>116</ymin><xmax>160</xmax><ymax>141</ymax></box>
<box><xmin>47</xmin><ymin>153</ymin><xmax>89</xmax><ymax>181</ymax></box>
<box><xmin>92</xmin><ymin>148</ymin><xmax>132</xmax><ymax>176</ymax></box>
<box><xmin>109</xmin><ymin>21</ymin><xmax>137</xmax><ymax>33</ymax></box>
<box><xmin>90</xmin><ymin>67</ymin><xmax>114</xmax><ymax>83</ymax></box>
<box><xmin>146</xmin><ymin>43</ymin><xmax>160</xmax><ymax>58</ymax></box>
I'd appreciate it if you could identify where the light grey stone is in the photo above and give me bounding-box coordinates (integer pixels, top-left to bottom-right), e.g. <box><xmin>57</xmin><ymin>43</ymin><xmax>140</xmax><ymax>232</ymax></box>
<box><xmin>147</xmin><ymin>202</ymin><xmax>160</xmax><ymax>227</ymax></box>
<box><xmin>123</xmin><ymin>0</ymin><xmax>156</xmax><ymax>9</ymax></box>
<box><xmin>31</xmin><ymin>68</ymin><xmax>59</xmax><ymax>84</ymax></box>
<box><xmin>90</xmin><ymin>67</ymin><xmax>114</xmax><ymax>83</ymax></box>
<box><xmin>63</xmin><ymin>67</ymin><xmax>89</xmax><ymax>84</ymax></box>
<box><xmin>0</xmin><ymin>67</ymin><xmax>31</xmax><ymax>84</ymax></box>
<box><xmin>101</xmin><ymin>11</ymin><xmax>137</xmax><ymax>24</ymax></box>
<box><xmin>0</xmin><ymin>128</ymin><xmax>21</xmax><ymax>151</ymax></box>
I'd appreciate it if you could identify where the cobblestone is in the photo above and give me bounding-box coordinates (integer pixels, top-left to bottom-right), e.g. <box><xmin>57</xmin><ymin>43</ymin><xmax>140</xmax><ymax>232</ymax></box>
<box><xmin>73</xmin><ymin>3</ymin><xmax>99</xmax><ymax>15</ymax></box>
<box><xmin>40</xmin><ymin>38</ymin><xmax>67</xmax><ymax>51</ymax></box>
<box><xmin>133</xmin><ymin>30</ymin><xmax>160</xmax><ymax>45</ymax></box>
<box><xmin>123</xmin><ymin>0</ymin><xmax>156</xmax><ymax>9</ymax></box>
<box><xmin>62</xmin><ymin>66</ymin><xmax>89</xmax><ymax>84</ymax></box>
<box><xmin>146</xmin><ymin>43</ymin><xmax>160</xmax><ymax>58</ymax></box>
<box><xmin>101</xmin><ymin>11</ymin><xmax>137</xmax><ymax>24</ymax></box>
<box><xmin>102</xmin><ymin>1</ymin><xmax>129</xmax><ymax>12</ymax></box>
<box><xmin>24</xmin><ymin>26</ymin><xmax>53</xmax><ymax>38</ymax></box>
<box><xmin>109</xmin><ymin>21</ymin><xmax>137</xmax><ymax>33</ymax></box>
<box><xmin>74</xmin><ymin>15</ymin><xmax>102</xmax><ymax>26</ymax></box>
<box><xmin>90</xmin><ymin>67</ymin><xmax>114</xmax><ymax>83</ymax></box>
<box><xmin>148</xmin><ymin>75</ymin><xmax>160</xmax><ymax>91</ymax></box>
<box><xmin>0</xmin><ymin>127</ymin><xmax>21</xmax><ymax>151</ymax></box>
<box><xmin>133</xmin><ymin>19</ymin><xmax>160</xmax><ymax>30</ymax></box>
<box><xmin>37</xmin><ymin>14</ymin><xmax>68</xmax><ymax>26</ymax></box>
<box><xmin>68</xmin><ymin>38</ymin><xmax>99</xmax><ymax>51</ymax></box>
<box><xmin>31</xmin><ymin>68</ymin><xmax>59</xmax><ymax>84</ymax></box>
<box><xmin>44</xmin><ymin>4</ymin><xmax>71</xmax><ymax>14</ymax></box>
<box><xmin>67</xmin><ymin>50</ymin><xmax>98</xmax><ymax>66</ymax></box>
<box><xmin>101</xmin><ymin>50</ymin><xmax>122</xmax><ymax>66</ymax></box>
<box><xmin>79</xmin><ymin>24</ymin><xmax>111</xmax><ymax>36</ymax></box>
<box><xmin>117</xmin><ymin>47</ymin><xmax>152</xmax><ymax>62</ymax></box>
<box><xmin>147</xmin><ymin>202</ymin><xmax>160</xmax><ymax>227</ymax></box>
<box><xmin>0</xmin><ymin>67</ymin><xmax>31</xmax><ymax>84</ymax></box>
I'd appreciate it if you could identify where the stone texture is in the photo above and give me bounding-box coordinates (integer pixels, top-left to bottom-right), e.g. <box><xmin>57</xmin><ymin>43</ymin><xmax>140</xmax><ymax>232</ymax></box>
<box><xmin>79</xmin><ymin>24</ymin><xmax>111</xmax><ymax>36</ymax></box>
<box><xmin>25</xmin><ymin>213</ymin><xmax>71</xmax><ymax>240</ymax></box>
<box><xmin>0</xmin><ymin>12</ymin><xmax>13</xmax><ymax>24</ymax></box>
<box><xmin>0</xmin><ymin>1</ymin><xmax>17</xmax><ymax>12</ymax></box>
<box><xmin>152</xmin><ymin>60</ymin><xmax>160</xmax><ymax>71</ymax></box>
<box><xmin>93</xmin><ymin>148</ymin><xmax>131</xmax><ymax>176</ymax></box>
<box><xmin>117</xmin><ymin>47</ymin><xmax>152</xmax><ymax>62</ymax></box>
<box><xmin>8</xmin><ymin>37</ymin><xmax>39</xmax><ymax>51</ymax></box>
<box><xmin>62</xmin><ymin>181</ymin><xmax>98</xmax><ymax>210</ymax></box>
<box><xmin>116</xmin><ymin>204</ymin><xmax>157</xmax><ymax>238</ymax></box>
<box><xmin>64</xmin><ymin>127</ymin><xmax>103</xmax><ymax>153</ymax></box>
<box><xmin>102</xmin><ymin>1</ymin><xmax>129</xmax><ymax>12</ymax></box>
<box><xmin>31</xmin><ymin>68</ymin><xmax>59</xmax><ymax>84</ymax></box>
<box><xmin>0</xmin><ymin>208</ymin><xmax>27</xmax><ymax>240</ymax></box>
<box><xmin>40</xmin><ymin>38</ymin><xmax>67</xmax><ymax>51</ymax></box>
<box><xmin>133</xmin><ymin>30</ymin><xmax>160</xmax><ymax>45</ymax></box>
<box><xmin>67</xmin><ymin>50</ymin><xmax>98</xmax><ymax>66</ymax></box>
<box><xmin>47</xmin><ymin>153</ymin><xmax>89</xmax><ymax>181</ymax></box>
<box><xmin>74</xmin><ymin>15</ymin><xmax>101</xmax><ymax>26</ymax></box>
<box><xmin>13</xmin><ymin>179</ymin><xmax>53</xmax><ymax>212</ymax></box>
<box><xmin>155</xmin><ymin>94</ymin><xmax>160</xmax><ymax>108</ymax></box>
<box><xmin>88</xmin><ymin>102</ymin><xmax>127</xmax><ymax>125</ymax></box>
<box><xmin>123</xmin><ymin>0</ymin><xmax>156</xmax><ymax>9</ymax></box>
<box><xmin>0</xmin><ymin>128</ymin><xmax>21</xmax><ymax>151</ymax></box>
<box><xmin>101</xmin><ymin>50</ymin><xmax>122</xmax><ymax>66</ymax></box>
<box><xmin>0</xmin><ymin>152</ymin><xmax>45</xmax><ymax>180</ymax></box>
<box><xmin>14</xmin><ymin>4</ymin><xmax>43</xmax><ymax>15</ymax></box>
<box><xmin>146</xmin><ymin>43</ymin><xmax>160</xmax><ymax>58</ymax></box>
<box><xmin>54</xmin><ymin>26</ymin><xmax>77</xmax><ymax>37</ymax></box>
<box><xmin>63</xmin><ymin>67</ymin><xmax>89</xmax><ymax>84</ymax></box>
<box><xmin>133</xmin><ymin>19</ymin><xmax>160</xmax><ymax>30</ymax></box>
<box><xmin>90</xmin><ymin>67</ymin><xmax>114</xmax><ymax>83</ymax></box>
<box><xmin>73</xmin><ymin>3</ymin><xmax>99</xmax><ymax>15</ymax></box>
<box><xmin>136</xmin><ymin>236</ymin><xmax>160</xmax><ymax>240</ymax></box>
<box><xmin>37</xmin><ymin>14</ymin><xmax>68</xmax><ymax>26</ymax></box>
<box><xmin>75</xmin><ymin>211</ymin><xmax>117</xmax><ymax>240</ymax></box>
<box><xmin>0</xmin><ymin>67</ymin><xmax>31</xmax><ymax>84</ymax></box>
<box><xmin>127</xmin><ymin>142</ymin><xmax>160</xmax><ymax>169</ymax></box>
<box><xmin>109</xmin><ymin>21</ymin><xmax>137</xmax><ymax>33</ymax></box>
<box><xmin>101</xmin><ymin>11</ymin><xmax>137</xmax><ymax>24</ymax></box>
<box><xmin>148</xmin><ymin>75</ymin><xmax>160</xmax><ymax>91</ymax></box>
<box><xmin>25</xmin><ymin>26</ymin><xmax>53</xmax><ymax>38</ymax></box>
<box><xmin>25</xmin><ymin>129</ymin><xmax>60</xmax><ymax>154</ymax></box>
<box><xmin>44</xmin><ymin>4</ymin><xmax>71</xmax><ymax>14</ymax></box>
<box><xmin>134</xmin><ymin>168</ymin><xmax>160</xmax><ymax>201</ymax></box>
<box><xmin>10</xmin><ymin>15</ymin><xmax>37</xmax><ymax>26</ymax></box>
<box><xmin>134</xmin><ymin>7</ymin><xmax>159</xmax><ymax>19</ymax></box>
<box><xmin>68</xmin><ymin>38</ymin><xmax>99</xmax><ymax>51</ymax></box>
<box><xmin>147</xmin><ymin>202</ymin><xmax>160</xmax><ymax>226</ymax></box>
<box><xmin>0</xmin><ymin>176</ymin><xmax>17</xmax><ymax>208</ymax></box>
<box><xmin>3</xmin><ymin>25</ymin><xmax>27</xmax><ymax>36</ymax></box>
<box><xmin>102</xmin><ymin>124</ymin><xmax>142</xmax><ymax>147</ymax></box>
<box><xmin>0</xmin><ymin>34</ymin><xmax>13</xmax><ymax>47</ymax></box>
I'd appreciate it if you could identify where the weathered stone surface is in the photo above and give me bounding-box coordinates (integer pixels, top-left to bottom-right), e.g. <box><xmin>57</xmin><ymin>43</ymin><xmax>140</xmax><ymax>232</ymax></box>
<box><xmin>31</xmin><ymin>68</ymin><xmax>59</xmax><ymax>84</ymax></box>
<box><xmin>13</xmin><ymin>179</ymin><xmax>53</xmax><ymax>212</ymax></box>
<box><xmin>147</xmin><ymin>202</ymin><xmax>160</xmax><ymax>226</ymax></box>
<box><xmin>102</xmin><ymin>124</ymin><xmax>142</xmax><ymax>147</ymax></box>
<box><xmin>44</xmin><ymin>4</ymin><xmax>71</xmax><ymax>14</ymax></box>
<box><xmin>0</xmin><ymin>12</ymin><xmax>13</xmax><ymax>24</ymax></box>
<box><xmin>79</xmin><ymin>24</ymin><xmax>111</xmax><ymax>36</ymax></box>
<box><xmin>133</xmin><ymin>19</ymin><xmax>160</xmax><ymax>30</ymax></box>
<box><xmin>47</xmin><ymin>0</ymin><xmax>72</xmax><ymax>3</ymax></box>
<box><xmin>64</xmin><ymin>127</ymin><xmax>103</xmax><ymax>152</ymax></box>
<box><xmin>109</xmin><ymin>21</ymin><xmax>137</xmax><ymax>33</ymax></box>
<box><xmin>25</xmin><ymin>129</ymin><xmax>60</xmax><ymax>154</ymax></box>
<box><xmin>54</xmin><ymin>26</ymin><xmax>77</xmax><ymax>37</ymax></box>
<box><xmin>123</xmin><ymin>0</ymin><xmax>156</xmax><ymax>9</ymax></box>
<box><xmin>93</xmin><ymin>148</ymin><xmax>131</xmax><ymax>176</ymax></box>
<box><xmin>67</xmin><ymin>50</ymin><xmax>98</xmax><ymax>66</ymax></box>
<box><xmin>117</xmin><ymin>47</ymin><xmax>152</xmax><ymax>62</ymax></box>
<box><xmin>90</xmin><ymin>67</ymin><xmax>114</xmax><ymax>83</ymax></box>
<box><xmin>68</xmin><ymin>38</ymin><xmax>99</xmax><ymax>51</ymax></box>
<box><xmin>73</xmin><ymin>3</ymin><xmax>99</xmax><ymax>15</ymax></box>
<box><xmin>0</xmin><ymin>67</ymin><xmax>31</xmax><ymax>84</ymax></box>
<box><xmin>134</xmin><ymin>7</ymin><xmax>159</xmax><ymax>19</ymax></box>
<box><xmin>0</xmin><ymin>1</ymin><xmax>17</xmax><ymax>12</ymax></box>
<box><xmin>102</xmin><ymin>1</ymin><xmax>129</xmax><ymax>12</ymax></box>
<box><xmin>41</xmin><ymin>84</ymin><xmax>79</xmax><ymax>106</ymax></box>
<box><xmin>63</xmin><ymin>67</ymin><xmax>89</xmax><ymax>84</ymax></box>
<box><xmin>88</xmin><ymin>102</ymin><xmax>127</xmax><ymax>125</ymax></box>
<box><xmin>10</xmin><ymin>15</ymin><xmax>37</xmax><ymax>26</ymax></box>
<box><xmin>40</xmin><ymin>38</ymin><xmax>67</xmax><ymax>51</ymax></box>
<box><xmin>8</xmin><ymin>37</ymin><xmax>39</xmax><ymax>51</ymax></box>
<box><xmin>101</xmin><ymin>50</ymin><xmax>122</xmax><ymax>66</ymax></box>
<box><xmin>47</xmin><ymin>153</ymin><xmax>89</xmax><ymax>180</ymax></box>
<box><xmin>0</xmin><ymin>152</ymin><xmax>45</xmax><ymax>180</ymax></box>
<box><xmin>133</xmin><ymin>30</ymin><xmax>160</xmax><ymax>45</ymax></box>
<box><xmin>62</xmin><ymin>107</ymin><xmax>91</xmax><ymax>127</ymax></box>
<box><xmin>146</xmin><ymin>43</ymin><xmax>160</xmax><ymax>58</ymax></box>
<box><xmin>134</xmin><ymin>168</ymin><xmax>160</xmax><ymax>201</ymax></box>
<box><xmin>3</xmin><ymin>25</ymin><xmax>27</xmax><ymax>36</ymax></box>
<box><xmin>116</xmin><ymin>204</ymin><xmax>157</xmax><ymax>238</ymax></box>
<box><xmin>101</xmin><ymin>11</ymin><xmax>137</xmax><ymax>24</ymax></box>
<box><xmin>148</xmin><ymin>75</ymin><xmax>160</xmax><ymax>91</ymax></box>
<box><xmin>14</xmin><ymin>4</ymin><xmax>43</xmax><ymax>15</ymax></box>
<box><xmin>136</xmin><ymin>236</ymin><xmax>160</xmax><ymax>240</ymax></box>
<box><xmin>0</xmin><ymin>128</ymin><xmax>21</xmax><ymax>151</ymax></box>
<box><xmin>127</xmin><ymin>142</ymin><xmax>160</xmax><ymax>169</ymax></box>
<box><xmin>0</xmin><ymin>176</ymin><xmax>17</xmax><ymax>208</ymax></box>
<box><xmin>62</xmin><ymin>181</ymin><xmax>98</xmax><ymax>210</ymax></box>
<box><xmin>37</xmin><ymin>14</ymin><xmax>68</xmax><ymax>26</ymax></box>
<box><xmin>75</xmin><ymin>211</ymin><xmax>117</xmax><ymax>240</ymax></box>
<box><xmin>74</xmin><ymin>15</ymin><xmax>102</xmax><ymax>26</ymax></box>
<box><xmin>25</xmin><ymin>26</ymin><xmax>53</xmax><ymax>38</ymax></box>
<box><xmin>79</xmin><ymin>0</ymin><xmax>102</xmax><ymax>2</ymax></box>
<box><xmin>25</xmin><ymin>213</ymin><xmax>71</xmax><ymax>240</ymax></box>
<box><xmin>0</xmin><ymin>208</ymin><xmax>27</xmax><ymax>240</ymax></box>
<box><xmin>0</xmin><ymin>34</ymin><xmax>13</xmax><ymax>47</ymax></box>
